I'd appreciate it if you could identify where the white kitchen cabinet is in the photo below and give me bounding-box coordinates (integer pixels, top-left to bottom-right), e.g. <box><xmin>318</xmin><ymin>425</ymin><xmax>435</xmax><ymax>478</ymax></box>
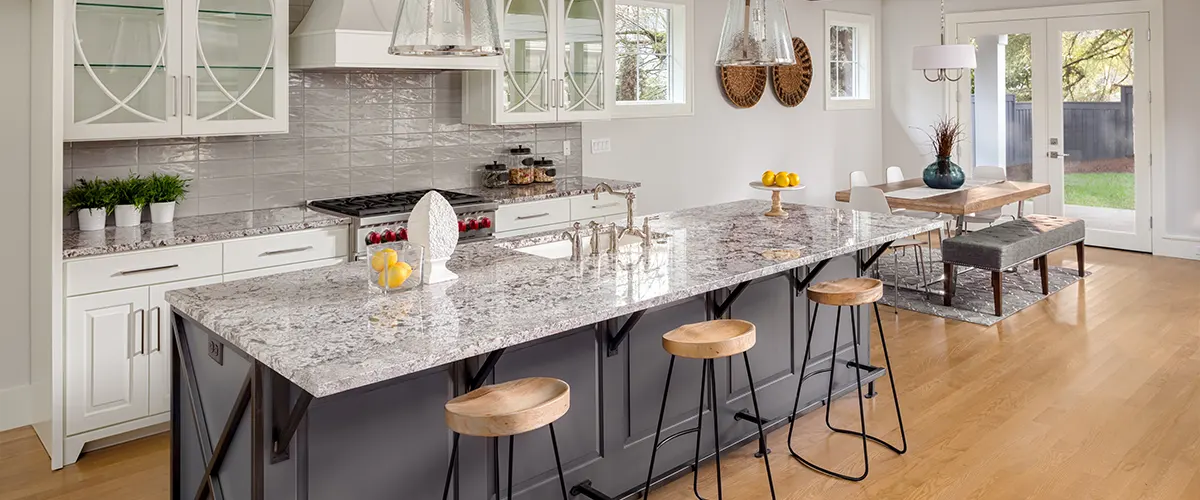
<box><xmin>65</xmin><ymin>288</ymin><xmax>151</xmax><ymax>435</ymax></box>
<box><xmin>493</xmin><ymin>192</ymin><xmax>632</xmax><ymax>238</ymax></box>
<box><xmin>462</xmin><ymin>0</ymin><xmax>614</xmax><ymax>125</ymax></box>
<box><xmin>65</xmin><ymin>0</ymin><xmax>288</xmax><ymax>141</ymax></box>
<box><xmin>147</xmin><ymin>276</ymin><xmax>223</xmax><ymax>415</ymax></box>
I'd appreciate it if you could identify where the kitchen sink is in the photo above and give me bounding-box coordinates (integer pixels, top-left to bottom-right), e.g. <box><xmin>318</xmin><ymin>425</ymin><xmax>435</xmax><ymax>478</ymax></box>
<box><xmin>505</xmin><ymin>232</ymin><xmax>664</xmax><ymax>260</ymax></box>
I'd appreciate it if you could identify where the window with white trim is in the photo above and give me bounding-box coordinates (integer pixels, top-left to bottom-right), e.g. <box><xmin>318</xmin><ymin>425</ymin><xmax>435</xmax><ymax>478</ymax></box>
<box><xmin>825</xmin><ymin>11</ymin><xmax>876</xmax><ymax>110</ymax></box>
<box><xmin>614</xmin><ymin>0</ymin><xmax>693</xmax><ymax>118</ymax></box>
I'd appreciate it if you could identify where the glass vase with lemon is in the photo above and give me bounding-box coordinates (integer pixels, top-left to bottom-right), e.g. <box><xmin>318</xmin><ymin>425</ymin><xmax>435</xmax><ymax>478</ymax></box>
<box><xmin>368</xmin><ymin>242</ymin><xmax>423</xmax><ymax>293</ymax></box>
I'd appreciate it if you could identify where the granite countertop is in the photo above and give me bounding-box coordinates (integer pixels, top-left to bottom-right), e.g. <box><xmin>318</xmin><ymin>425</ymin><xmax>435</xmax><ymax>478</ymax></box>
<box><xmin>64</xmin><ymin>207</ymin><xmax>350</xmax><ymax>259</ymax></box>
<box><xmin>165</xmin><ymin>200</ymin><xmax>942</xmax><ymax>398</ymax></box>
<box><xmin>454</xmin><ymin>176</ymin><xmax>641</xmax><ymax>204</ymax></box>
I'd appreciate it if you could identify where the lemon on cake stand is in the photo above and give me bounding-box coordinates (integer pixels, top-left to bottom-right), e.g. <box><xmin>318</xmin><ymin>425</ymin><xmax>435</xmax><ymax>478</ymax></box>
<box><xmin>749</xmin><ymin>181</ymin><xmax>807</xmax><ymax>217</ymax></box>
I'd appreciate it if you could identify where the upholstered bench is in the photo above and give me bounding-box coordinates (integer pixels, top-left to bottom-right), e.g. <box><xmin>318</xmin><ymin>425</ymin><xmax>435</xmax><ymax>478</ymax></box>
<box><xmin>942</xmin><ymin>215</ymin><xmax>1085</xmax><ymax>316</ymax></box>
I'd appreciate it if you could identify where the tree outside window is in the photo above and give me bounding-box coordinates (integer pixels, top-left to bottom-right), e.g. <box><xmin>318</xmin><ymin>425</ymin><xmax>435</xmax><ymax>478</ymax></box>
<box><xmin>616</xmin><ymin>4</ymin><xmax>672</xmax><ymax>102</ymax></box>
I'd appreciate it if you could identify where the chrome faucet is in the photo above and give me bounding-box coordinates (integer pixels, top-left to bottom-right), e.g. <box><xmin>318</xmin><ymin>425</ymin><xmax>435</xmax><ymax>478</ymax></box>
<box><xmin>607</xmin><ymin>223</ymin><xmax>620</xmax><ymax>253</ymax></box>
<box><xmin>623</xmin><ymin>216</ymin><xmax>657</xmax><ymax>247</ymax></box>
<box><xmin>560</xmin><ymin>222</ymin><xmax>583</xmax><ymax>260</ymax></box>
<box><xmin>588</xmin><ymin>221</ymin><xmax>603</xmax><ymax>256</ymax></box>
<box><xmin>593</xmin><ymin>182</ymin><xmax>638</xmax><ymax>239</ymax></box>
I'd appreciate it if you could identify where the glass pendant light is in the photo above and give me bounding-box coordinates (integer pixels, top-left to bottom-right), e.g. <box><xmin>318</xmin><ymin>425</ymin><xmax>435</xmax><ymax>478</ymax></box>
<box><xmin>912</xmin><ymin>0</ymin><xmax>976</xmax><ymax>81</ymax></box>
<box><xmin>390</xmin><ymin>0</ymin><xmax>503</xmax><ymax>57</ymax></box>
<box><xmin>715</xmin><ymin>0</ymin><xmax>796</xmax><ymax>66</ymax></box>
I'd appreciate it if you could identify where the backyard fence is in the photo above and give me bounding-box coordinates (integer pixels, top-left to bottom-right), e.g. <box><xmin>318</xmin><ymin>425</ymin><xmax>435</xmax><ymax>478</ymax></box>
<box><xmin>973</xmin><ymin>85</ymin><xmax>1133</xmax><ymax>164</ymax></box>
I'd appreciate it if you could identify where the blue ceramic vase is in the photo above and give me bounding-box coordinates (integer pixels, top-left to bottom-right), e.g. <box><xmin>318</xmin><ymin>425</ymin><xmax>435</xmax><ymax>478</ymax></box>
<box><xmin>923</xmin><ymin>156</ymin><xmax>965</xmax><ymax>189</ymax></box>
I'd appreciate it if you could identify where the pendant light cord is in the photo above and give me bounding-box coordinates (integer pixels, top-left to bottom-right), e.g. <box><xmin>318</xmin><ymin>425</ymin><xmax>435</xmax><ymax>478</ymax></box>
<box><xmin>940</xmin><ymin>0</ymin><xmax>947</xmax><ymax>45</ymax></box>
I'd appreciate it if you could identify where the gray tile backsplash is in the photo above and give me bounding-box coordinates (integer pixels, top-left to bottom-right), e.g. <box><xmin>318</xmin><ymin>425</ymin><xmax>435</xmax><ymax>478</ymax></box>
<box><xmin>63</xmin><ymin>69</ymin><xmax>584</xmax><ymax>222</ymax></box>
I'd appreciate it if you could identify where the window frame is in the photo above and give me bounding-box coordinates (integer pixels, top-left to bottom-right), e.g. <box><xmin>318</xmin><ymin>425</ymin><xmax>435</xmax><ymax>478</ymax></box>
<box><xmin>824</xmin><ymin>10</ymin><xmax>878</xmax><ymax>111</ymax></box>
<box><xmin>613</xmin><ymin>0</ymin><xmax>694</xmax><ymax>119</ymax></box>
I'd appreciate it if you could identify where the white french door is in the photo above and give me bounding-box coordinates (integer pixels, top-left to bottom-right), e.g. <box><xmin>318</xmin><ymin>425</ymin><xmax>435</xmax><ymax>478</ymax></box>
<box><xmin>955</xmin><ymin>10</ymin><xmax>1154</xmax><ymax>252</ymax></box>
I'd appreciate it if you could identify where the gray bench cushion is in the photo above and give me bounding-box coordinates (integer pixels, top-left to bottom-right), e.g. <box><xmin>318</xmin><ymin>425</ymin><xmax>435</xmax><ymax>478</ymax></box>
<box><xmin>942</xmin><ymin>215</ymin><xmax>1085</xmax><ymax>270</ymax></box>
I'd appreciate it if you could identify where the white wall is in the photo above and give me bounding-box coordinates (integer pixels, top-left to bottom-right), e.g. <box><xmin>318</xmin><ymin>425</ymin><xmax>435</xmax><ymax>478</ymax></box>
<box><xmin>585</xmin><ymin>0</ymin><xmax>884</xmax><ymax>215</ymax></box>
<box><xmin>0</xmin><ymin>0</ymin><xmax>33</xmax><ymax>432</ymax></box>
<box><xmin>883</xmin><ymin>0</ymin><xmax>1200</xmax><ymax>246</ymax></box>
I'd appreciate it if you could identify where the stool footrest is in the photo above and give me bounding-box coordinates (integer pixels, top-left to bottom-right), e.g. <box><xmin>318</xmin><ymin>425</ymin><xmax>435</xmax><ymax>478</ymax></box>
<box><xmin>734</xmin><ymin>409</ymin><xmax>769</xmax><ymax>426</ymax></box>
<box><xmin>653</xmin><ymin>427</ymin><xmax>700</xmax><ymax>451</ymax></box>
<box><xmin>569</xmin><ymin>480</ymin><xmax>617</xmax><ymax>500</ymax></box>
<box><xmin>845</xmin><ymin>360</ymin><xmax>882</xmax><ymax>373</ymax></box>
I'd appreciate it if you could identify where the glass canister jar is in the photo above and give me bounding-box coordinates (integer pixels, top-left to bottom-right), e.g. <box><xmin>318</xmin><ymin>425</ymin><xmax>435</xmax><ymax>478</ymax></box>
<box><xmin>508</xmin><ymin>145</ymin><xmax>535</xmax><ymax>185</ymax></box>
<box><xmin>533</xmin><ymin>157</ymin><xmax>557</xmax><ymax>183</ymax></box>
<box><xmin>481</xmin><ymin>160</ymin><xmax>509</xmax><ymax>188</ymax></box>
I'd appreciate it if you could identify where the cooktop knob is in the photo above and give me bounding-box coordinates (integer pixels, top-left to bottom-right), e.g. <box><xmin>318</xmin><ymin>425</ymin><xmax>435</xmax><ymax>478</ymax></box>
<box><xmin>479</xmin><ymin>217</ymin><xmax>492</xmax><ymax>229</ymax></box>
<box><xmin>365</xmin><ymin>231</ymin><xmax>382</xmax><ymax>245</ymax></box>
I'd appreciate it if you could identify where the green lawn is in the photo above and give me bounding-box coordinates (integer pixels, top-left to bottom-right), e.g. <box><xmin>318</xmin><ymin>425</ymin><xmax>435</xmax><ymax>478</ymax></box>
<box><xmin>1064</xmin><ymin>173</ymin><xmax>1135</xmax><ymax>210</ymax></box>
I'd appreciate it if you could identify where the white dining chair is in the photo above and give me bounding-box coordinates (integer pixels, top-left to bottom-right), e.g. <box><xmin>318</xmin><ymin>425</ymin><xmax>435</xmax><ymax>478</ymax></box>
<box><xmin>883</xmin><ymin>165</ymin><xmax>953</xmax><ymax>247</ymax></box>
<box><xmin>849</xmin><ymin>187</ymin><xmax>931</xmax><ymax>301</ymax></box>
<box><xmin>886</xmin><ymin>166</ymin><xmax>905</xmax><ymax>184</ymax></box>
<box><xmin>963</xmin><ymin>165</ymin><xmax>1018</xmax><ymax>227</ymax></box>
<box><xmin>850</xmin><ymin>171</ymin><xmax>870</xmax><ymax>188</ymax></box>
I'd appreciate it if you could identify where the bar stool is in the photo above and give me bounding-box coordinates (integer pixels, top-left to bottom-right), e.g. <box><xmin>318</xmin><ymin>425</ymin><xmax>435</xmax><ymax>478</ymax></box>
<box><xmin>643</xmin><ymin>319</ymin><xmax>776</xmax><ymax>499</ymax></box>
<box><xmin>786</xmin><ymin>277</ymin><xmax>908</xmax><ymax>481</ymax></box>
<box><xmin>441</xmin><ymin>377</ymin><xmax>571</xmax><ymax>500</ymax></box>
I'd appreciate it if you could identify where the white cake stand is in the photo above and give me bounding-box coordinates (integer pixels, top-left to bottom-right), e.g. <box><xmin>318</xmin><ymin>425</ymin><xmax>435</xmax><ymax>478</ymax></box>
<box><xmin>749</xmin><ymin>182</ymin><xmax>807</xmax><ymax>217</ymax></box>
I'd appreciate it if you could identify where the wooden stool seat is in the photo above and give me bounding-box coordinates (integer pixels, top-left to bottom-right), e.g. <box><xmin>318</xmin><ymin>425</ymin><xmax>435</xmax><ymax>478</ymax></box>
<box><xmin>444</xmin><ymin>377</ymin><xmax>570</xmax><ymax>437</ymax></box>
<box><xmin>662</xmin><ymin>319</ymin><xmax>756</xmax><ymax>359</ymax></box>
<box><xmin>807</xmin><ymin>278</ymin><xmax>884</xmax><ymax>306</ymax></box>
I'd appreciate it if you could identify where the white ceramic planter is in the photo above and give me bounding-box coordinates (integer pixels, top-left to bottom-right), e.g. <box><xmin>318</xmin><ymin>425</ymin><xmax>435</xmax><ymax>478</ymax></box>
<box><xmin>77</xmin><ymin>208</ymin><xmax>106</xmax><ymax>231</ymax></box>
<box><xmin>150</xmin><ymin>202</ymin><xmax>176</xmax><ymax>224</ymax></box>
<box><xmin>114</xmin><ymin>205</ymin><xmax>142</xmax><ymax>227</ymax></box>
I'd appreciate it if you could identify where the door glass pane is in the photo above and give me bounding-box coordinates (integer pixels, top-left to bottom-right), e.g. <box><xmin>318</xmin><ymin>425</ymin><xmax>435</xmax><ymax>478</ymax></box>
<box><xmin>968</xmin><ymin>33</ymin><xmax>1033</xmax><ymax>182</ymax></box>
<box><xmin>73</xmin><ymin>1</ymin><xmax>170</xmax><ymax>125</ymax></box>
<box><xmin>562</xmin><ymin>0</ymin><xmax>605</xmax><ymax>112</ymax></box>
<box><xmin>503</xmin><ymin>0</ymin><xmax>551</xmax><ymax>114</ymax></box>
<box><xmin>1060</xmin><ymin>28</ymin><xmax>1136</xmax><ymax>234</ymax></box>
<box><xmin>194</xmin><ymin>0</ymin><xmax>275</xmax><ymax>121</ymax></box>
<box><xmin>615</xmin><ymin>4</ymin><xmax>670</xmax><ymax>103</ymax></box>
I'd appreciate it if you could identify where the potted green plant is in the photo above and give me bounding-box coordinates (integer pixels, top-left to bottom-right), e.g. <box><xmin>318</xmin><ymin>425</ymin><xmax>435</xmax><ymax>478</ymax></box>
<box><xmin>922</xmin><ymin>117</ymin><xmax>967</xmax><ymax>189</ymax></box>
<box><xmin>109</xmin><ymin>173</ymin><xmax>149</xmax><ymax>227</ymax></box>
<box><xmin>144</xmin><ymin>173</ymin><xmax>189</xmax><ymax>224</ymax></box>
<box><xmin>63</xmin><ymin>178</ymin><xmax>114</xmax><ymax>231</ymax></box>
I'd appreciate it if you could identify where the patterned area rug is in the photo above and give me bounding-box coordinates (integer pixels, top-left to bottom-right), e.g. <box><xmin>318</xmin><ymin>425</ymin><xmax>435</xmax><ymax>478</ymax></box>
<box><xmin>876</xmin><ymin>248</ymin><xmax>1088</xmax><ymax>326</ymax></box>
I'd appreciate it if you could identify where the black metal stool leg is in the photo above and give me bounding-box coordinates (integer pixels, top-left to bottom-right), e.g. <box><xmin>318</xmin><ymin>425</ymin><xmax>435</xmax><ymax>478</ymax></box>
<box><xmin>692</xmin><ymin>359</ymin><xmax>707</xmax><ymax>500</ymax></box>
<box><xmin>508</xmin><ymin>435</ymin><xmax>515</xmax><ymax>500</ymax></box>
<box><xmin>823</xmin><ymin>305</ymin><xmax>908</xmax><ymax>455</ymax></box>
<box><xmin>706</xmin><ymin>359</ymin><xmax>724</xmax><ymax>500</ymax></box>
<box><xmin>441</xmin><ymin>432</ymin><xmax>460</xmax><ymax>500</ymax></box>
<box><xmin>642</xmin><ymin>355</ymin><xmax>676</xmax><ymax>499</ymax></box>
<box><xmin>742</xmin><ymin>353</ymin><xmax>776</xmax><ymax>500</ymax></box>
<box><xmin>786</xmin><ymin>304</ymin><xmax>821</xmax><ymax>457</ymax></box>
<box><xmin>549</xmin><ymin>423</ymin><xmax>569</xmax><ymax>499</ymax></box>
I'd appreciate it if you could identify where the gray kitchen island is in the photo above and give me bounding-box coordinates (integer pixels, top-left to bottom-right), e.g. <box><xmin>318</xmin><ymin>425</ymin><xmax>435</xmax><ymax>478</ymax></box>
<box><xmin>165</xmin><ymin>200</ymin><xmax>940</xmax><ymax>500</ymax></box>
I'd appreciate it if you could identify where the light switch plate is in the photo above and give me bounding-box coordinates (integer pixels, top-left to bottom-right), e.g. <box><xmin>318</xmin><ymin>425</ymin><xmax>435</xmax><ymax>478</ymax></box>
<box><xmin>591</xmin><ymin>138</ymin><xmax>612</xmax><ymax>154</ymax></box>
<box><xmin>563</xmin><ymin>140</ymin><xmax>571</xmax><ymax>156</ymax></box>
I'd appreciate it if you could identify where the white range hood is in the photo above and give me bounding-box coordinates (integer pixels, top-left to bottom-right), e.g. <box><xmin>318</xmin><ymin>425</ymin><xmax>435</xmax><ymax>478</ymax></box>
<box><xmin>290</xmin><ymin>0</ymin><xmax>503</xmax><ymax>70</ymax></box>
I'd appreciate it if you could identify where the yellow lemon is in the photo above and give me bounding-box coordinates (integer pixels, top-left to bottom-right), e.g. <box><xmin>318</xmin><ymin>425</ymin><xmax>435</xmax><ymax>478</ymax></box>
<box><xmin>775</xmin><ymin>172</ymin><xmax>791</xmax><ymax>188</ymax></box>
<box><xmin>761</xmin><ymin>171</ymin><xmax>776</xmax><ymax>186</ymax></box>
<box><xmin>787</xmin><ymin>173</ymin><xmax>800</xmax><ymax>187</ymax></box>
<box><xmin>378</xmin><ymin>261</ymin><xmax>414</xmax><ymax>289</ymax></box>
<box><xmin>370</xmin><ymin>248</ymin><xmax>398</xmax><ymax>272</ymax></box>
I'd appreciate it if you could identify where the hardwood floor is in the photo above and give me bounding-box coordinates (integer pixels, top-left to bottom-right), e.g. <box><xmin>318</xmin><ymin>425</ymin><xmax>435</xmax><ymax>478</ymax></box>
<box><xmin>2</xmin><ymin>247</ymin><xmax>1198</xmax><ymax>499</ymax></box>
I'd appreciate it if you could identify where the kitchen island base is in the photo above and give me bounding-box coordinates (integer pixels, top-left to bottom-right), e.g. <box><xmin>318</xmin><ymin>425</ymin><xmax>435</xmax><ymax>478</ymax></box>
<box><xmin>171</xmin><ymin>256</ymin><xmax>889</xmax><ymax>500</ymax></box>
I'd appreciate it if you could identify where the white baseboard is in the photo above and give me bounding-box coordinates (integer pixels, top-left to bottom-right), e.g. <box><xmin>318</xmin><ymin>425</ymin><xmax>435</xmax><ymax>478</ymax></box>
<box><xmin>1156</xmin><ymin>235</ymin><xmax>1200</xmax><ymax>261</ymax></box>
<box><xmin>0</xmin><ymin>384</ymin><xmax>34</xmax><ymax>431</ymax></box>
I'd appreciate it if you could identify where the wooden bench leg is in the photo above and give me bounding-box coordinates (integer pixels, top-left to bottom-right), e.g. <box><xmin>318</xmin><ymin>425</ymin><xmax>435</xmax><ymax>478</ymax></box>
<box><xmin>1039</xmin><ymin>256</ymin><xmax>1049</xmax><ymax>295</ymax></box>
<box><xmin>1033</xmin><ymin>258</ymin><xmax>1039</xmax><ymax>271</ymax></box>
<box><xmin>943</xmin><ymin>263</ymin><xmax>955</xmax><ymax>306</ymax></box>
<box><xmin>991</xmin><ymin>271</ymin><xmax>1003</xmax><ymax>316</ymax></box>
<box><xmin>1076</xmin><ymin>242</ymin><xmax>1086</xmax><ymax>277</ymax></box>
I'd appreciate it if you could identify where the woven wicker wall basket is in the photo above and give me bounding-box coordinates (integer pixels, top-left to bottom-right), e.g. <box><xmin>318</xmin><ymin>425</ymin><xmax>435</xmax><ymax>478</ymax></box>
<box><xmin>719</xmin><ymin>66</ymin><xmax>768</xmax><ymax>109</ymax></box>
<box><xmin>771</xmin><ymin>38</ymin><xmax>814</xmax><ymax>107</ymax></box>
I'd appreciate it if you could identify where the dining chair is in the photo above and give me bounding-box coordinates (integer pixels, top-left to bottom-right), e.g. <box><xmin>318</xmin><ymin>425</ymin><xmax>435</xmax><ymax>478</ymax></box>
<box><xmin>883</xmin><ymin>165</ymin><xmax>952</xmax><ymax>253</ymax></box>
<box><xmin>849</xmin><ymin>187</ymin><xmax>931</xmax><ymax>302</ymax></box>
<box><xmin>850</xmin><ymin>171</ymin><xmax>870</xmax><ymax>188</ymax></box>
<box><xmin>963</xmin><ymin>165</ymin><xmax>1018</xmax><ymax>228</ymax></box>
<box><xmin>886</xmin><ymin>166</ymin><xmax>905</xmax><ymax>184</ymax></box>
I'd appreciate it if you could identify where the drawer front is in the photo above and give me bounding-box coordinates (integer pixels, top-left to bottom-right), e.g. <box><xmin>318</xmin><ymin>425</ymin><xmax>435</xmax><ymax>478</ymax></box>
<box><xmin>570</xmin><ymin>193</ymin><xmax>629</xmax><ymax>222</ymax></box>
<box><xmin>223</xmin><ymin>257</ymin><xmax>346</xmax><ymax>283</ymax></box>
<box><xmin>223</xmin><ymin>227</ymin><xmax>348</xmax><ymax>274</ymax></box>
<box><xmin>65</xmin><ymin>244</ymin><xmax>223</xmax><ymax>297</ymax></box>
<box><xmin>495</xmin><ymin>198</ymin><xmax>572</xmax><ymax>232</ymax></box>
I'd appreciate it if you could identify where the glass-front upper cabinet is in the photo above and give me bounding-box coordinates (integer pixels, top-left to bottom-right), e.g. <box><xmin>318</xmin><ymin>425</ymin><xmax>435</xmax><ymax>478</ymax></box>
<box><xmin>463</xmin><ymin>0</ymin><xmax>612</xmax><ymax>124</ymax></box>
<box><xmin>65</xmin><ymin>0</ymin><xmax>287</xmax><ymax>141</ymax></box>
<box><xmin>67</xmin><ymin>0</ymin><xmax>183</xmax><ymax>140</ymax></box>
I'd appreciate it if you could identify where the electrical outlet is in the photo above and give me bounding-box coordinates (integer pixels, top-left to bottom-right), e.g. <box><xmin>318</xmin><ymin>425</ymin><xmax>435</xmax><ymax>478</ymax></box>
<box><xmin>591</xmin><ymin>138</ymin><xmax>612</xmax><ymax>154</ymax></box>
<box><xmin>563</xmin><ymin>140</ymin><xmax>571</xmax><ymax>156</ymax></box>
<box><xmin>208</xmin><ymin>337</ymin><xmax>224</xmax><ymax>365</ymax></box>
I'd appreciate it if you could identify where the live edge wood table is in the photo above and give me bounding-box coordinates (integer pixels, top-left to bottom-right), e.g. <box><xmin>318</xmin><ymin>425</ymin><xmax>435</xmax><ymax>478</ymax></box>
<box><xmin>164</xmin><ymin>200</ymin><xmax>941</xmax><ymax>500</ymax></box>
<box><xmin>834</xmin><ymin>180</ymin><xmax>1052</xmax><ymax>235</ymax></box>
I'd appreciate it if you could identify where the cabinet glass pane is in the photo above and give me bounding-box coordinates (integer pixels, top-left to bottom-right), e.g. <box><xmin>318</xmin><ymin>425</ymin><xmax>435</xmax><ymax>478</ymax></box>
<box><xmin>562</xmin><ymin>0</ymin><xmax>604</xmax><ymax>112</ymax></box>
<box><xmin>503</xmin><ymin>0</ymin><xmax>552</xmax><ymax>114</ymax></box>
<box><xmin>193</xmin><ymin>0</ymin><xmax>275</xmax><ymax>121</ymax></box>
<box><xmin>73</xmin><ymin>1</ymin><xmax>170</xmax><ymax>125</ymax></box>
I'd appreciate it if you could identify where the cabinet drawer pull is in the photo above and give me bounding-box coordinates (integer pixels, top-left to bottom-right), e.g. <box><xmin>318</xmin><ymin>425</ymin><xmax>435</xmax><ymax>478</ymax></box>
<box><xmin>515</xmin><ymin>213</ymin><xmax>551</xmax><ymax>221</ymax></box>
<box><xmin>118</xmin><ymin>264</ymin><xmax>180</xmax><ymax>276</ymax></box>
<box><xmin>260</xmin><ymin>246</ymin><xmax>314</xmax><ymax>257</ymax></box>
<box><xmin>590</xmin><ymin>202</ymin><xmax>619</xmax><ymax>210</ymax></box>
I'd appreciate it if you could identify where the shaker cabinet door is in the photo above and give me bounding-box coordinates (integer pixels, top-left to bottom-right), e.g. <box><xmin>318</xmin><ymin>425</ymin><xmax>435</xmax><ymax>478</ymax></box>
<box><xmin>65</xmin><ymin>288</ymin><xmax>151</xmax><ymax>435</ymax></box>
<box><xmin>65</xmin><ymin>0</ymin><xmax>184</xmax><ymax>141</ymax></box>
<box><xmin>147</xmin><ymin>276</ymin><xmax>223</xmax><ymax>416</ymax></box>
